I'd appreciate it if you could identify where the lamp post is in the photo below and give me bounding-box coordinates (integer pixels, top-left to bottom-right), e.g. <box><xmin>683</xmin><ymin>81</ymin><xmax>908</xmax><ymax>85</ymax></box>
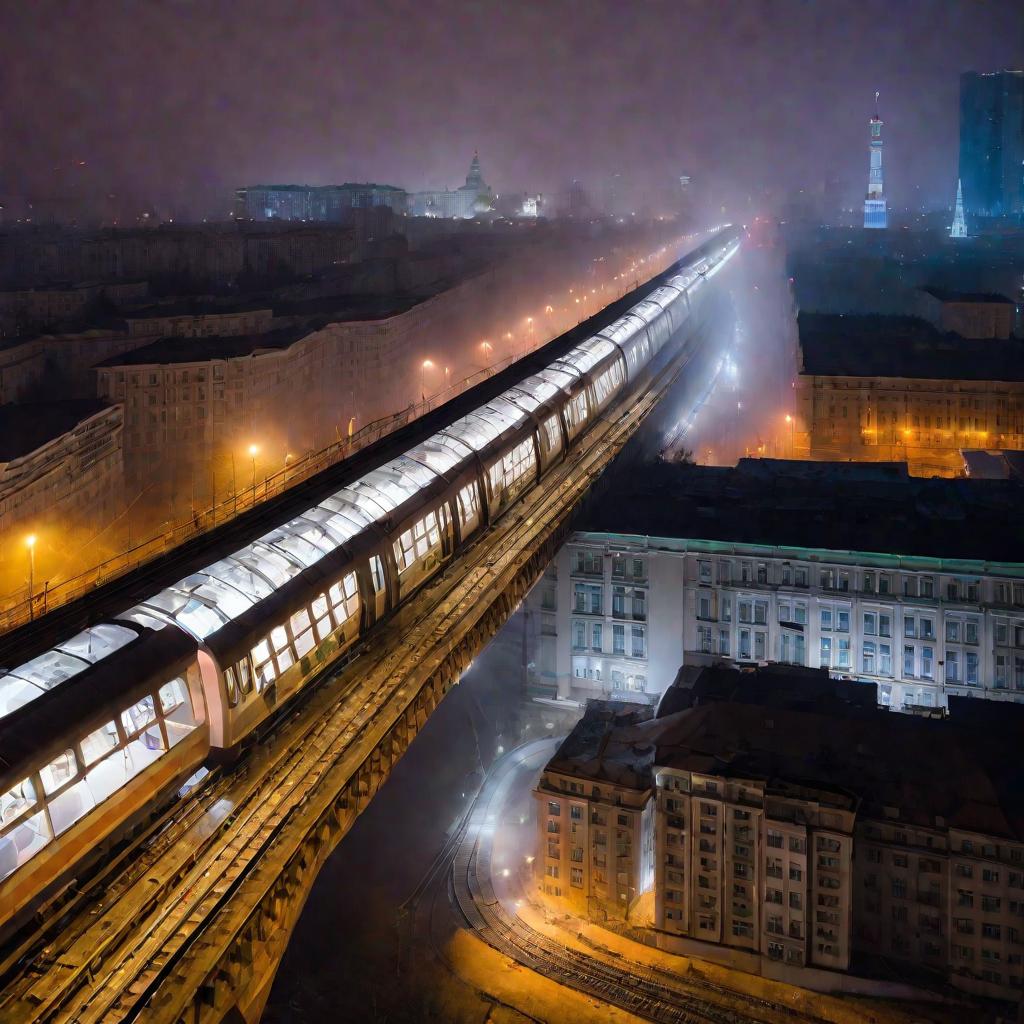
<box><xmin>248</xmin><ymin>444</ymin><xmax>258</xmax><ymax>498</ymax></box>
<box><xmin>26</xmin><ymin>534</ymin><xmax>36</xmax><ymax>620</ymax></box>
<box><xmin>420</xmin><ymin>359</ymin><xmax>434</xmax><ymax>402</ymax></box>
<box><xmin>444</xmin><ymin>365</ymin><xmax>450</xmax><ymax>392</ymax></box>
<box><xmin>785</xmin><ymin>413</ymin><xmax>794</xmax><ymax>456</ymax></box>
<box><xmin>480</xmin><ymin>341</ymin><xmax>493</xmax><ymax>368</ymax></box>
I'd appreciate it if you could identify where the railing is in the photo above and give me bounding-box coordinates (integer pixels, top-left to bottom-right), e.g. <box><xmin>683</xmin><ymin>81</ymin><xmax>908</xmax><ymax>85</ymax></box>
<box><xmin>0</xmin><ymin>351</ymin><xmax>531</xmax><ymax>636</ymax></box>
<box><xmin>0</xmin><ymin>228</ymin><xmax>701</xmax><ymax>636</ymax></box>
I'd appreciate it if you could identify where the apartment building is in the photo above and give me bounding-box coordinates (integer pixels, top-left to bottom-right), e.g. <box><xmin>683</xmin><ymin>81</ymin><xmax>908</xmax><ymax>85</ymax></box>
<box><xmin>526</xmin><ymin>459</ymin><xmax>1024</xmax><ymax>711</ymax></box>
<box><xmin>534</xmin><ymin>668</ymin><xmax>1024</xmax><ymax>1001</ymax></box>
<box><xmin>916</xmin><ymin>287</ymin><xmax>1017</xmax><ymax>340</ymax></box>
<box><xmin>794</xmin><ymin>312</ymin><xmax>1024</xmax><ymax>475</ymax></box>
<box><xmin>0</xmin><ymin>400</ymin><xmax>123</xmax><ymax>582</ymax></box>
<box><xmin>533</xmin><ymin>702</ymin><xmax>656</xmax><ymax>923</ymax></box>
<box><xmin>122</xmin><ymin>306</ymin><xmax>273</xmax><ymax>339</ymax></box>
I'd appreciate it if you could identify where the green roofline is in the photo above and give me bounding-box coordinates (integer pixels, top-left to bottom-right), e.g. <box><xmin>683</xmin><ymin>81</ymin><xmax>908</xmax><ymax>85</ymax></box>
<box><xmin>571</xmin><ymin>531</ymin><xmax>1024</xmax><ymax>580</ymax></box>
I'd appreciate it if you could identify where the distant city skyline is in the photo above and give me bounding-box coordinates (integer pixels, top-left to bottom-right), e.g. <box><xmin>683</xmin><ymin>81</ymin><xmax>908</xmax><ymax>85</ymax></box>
<box><xmin>0</xmin><ymin>0</ymin><xmax>1020</xmax><ymax>220</ymax></box>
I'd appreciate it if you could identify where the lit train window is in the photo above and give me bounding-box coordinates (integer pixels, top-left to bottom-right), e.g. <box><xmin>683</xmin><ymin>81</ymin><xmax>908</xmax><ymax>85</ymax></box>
<box><xmin>255</xmin><ymin>660</ymin><xmax>276</xmax><ymax>691</ymax></box>
<box><xmin>566</xmin><ymin>393</ymin><xmax>589</xmax><ymax>432</ymax></box>
<box><xmin>121</xmin><ymin>695</ymin><xmax>157</xmax><ymax>736</ymax></box>
<box><xmin>237</xmin><ymin>658</ymin><xmax>252</xmax><ymax>694</ymax></box>
<box><xmin>394</xmin><ymin>512</ymin><xmax>441</xmax><ymax>573</ymax></box>
<box><xmin>457</xmin><ymin>483</ymin><xmax>479</xmax><ymax>528</ymax></box>
<box><xmin>312</xmin><ymin>594</ymin><xmax>333</xmax><ymax>640</ymax></box>
<box><xmin>488</xmin><ymin>440</ymin><xmax>536</xmax><ymax>507</ymax></box>
<box><xmin>81</xmin><ymin>722</ymin><xmax>118</xmax><ymax>766</ymax></box>
<box><xmin>542</xmin><ymin>415</ymin><xmax>560</xmax><ymax>453</ymax></box>
<box><xmin>329</xmin><ymin>573</ymin><xmax>360</xmax><ymax>619</ymax></box>
<box><xmin>39</xmin><ymin>751</ymin><xmax>77</xmax><ymax>796</ymax></box>
<box><xmin>294</xmin><ymin>629</ymin><xmax>316</xmax><ymax>659</ymax></box>
<box><xmin>0</xmin><ymin>779</ymin><xmax>51</xmax><ymax>881</ymax></box>
<box><xmin>270</xmin><ymin>626</ymin><xmax>289</xmax><ymax>654</ymax></box>
<box><xmin>160</xmin><ymin>678</ymin><xmax>198</xmax><ymax>746</ymax></box>
<box><xmin>224</xmin><ymin>667</ymin><xmax>239</xmax><ymax>706</ymax></box>
<box><xmin>370</xmin><ymin>556</ymin><xmax>385</xmax><ymax>593</ymax></box>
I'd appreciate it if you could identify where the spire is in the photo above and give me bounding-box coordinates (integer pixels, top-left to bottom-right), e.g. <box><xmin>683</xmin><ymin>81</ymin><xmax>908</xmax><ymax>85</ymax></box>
<box><xmin>951</xmin><ymin>178</ymin><xmax>968</xmax><ymax>238</ymax></box>
<box><xmin>465</xmin><ymin>150</ymin><xmax>484</xmax><ymax>190</ymax></box>
<box><xmin>863</xmin><ymin>91</ymin><xmax>887</xmax><ymax>229</ymax></box>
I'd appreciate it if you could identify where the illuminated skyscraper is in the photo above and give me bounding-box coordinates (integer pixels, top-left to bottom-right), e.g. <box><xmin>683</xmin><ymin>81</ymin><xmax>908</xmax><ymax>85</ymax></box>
<box><xmin>950</xmin><ymin>179</ymin><xmax>968</xmax><ymax>238</ymax></box>
<box><xmin>959</xmin><ymin>71</ymin><xmax>1024</xmax><ymax>226</ymax></box>
<box><xmin>863</xmin><ymin>92</ymin><xmax>887</xmax><ymax>229</ymax></box>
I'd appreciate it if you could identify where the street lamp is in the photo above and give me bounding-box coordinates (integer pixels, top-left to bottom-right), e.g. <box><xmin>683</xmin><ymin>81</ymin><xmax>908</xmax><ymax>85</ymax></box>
<box><xmin>444</xmin><ymin>365</ymin><xmax>450</xmax><ymax>391</ymax></box>
<box><xmin>26</xmin><ymin>534</ymin><xmax>36</xmax><ymax>620</ymax></box>
<box><xmin>420</xmin><ymin>358</ymin><xmax>434</xmax><ymax>402</ymax></box>
<box><xmin>248</xmin><ymin>444</ymin><xmax>259</xmax><ymax>494</ymax></box>
<box><xmin>785</xmin><ymin>413</ymin><xmax>794</xmax><ymax>456</ymax></box>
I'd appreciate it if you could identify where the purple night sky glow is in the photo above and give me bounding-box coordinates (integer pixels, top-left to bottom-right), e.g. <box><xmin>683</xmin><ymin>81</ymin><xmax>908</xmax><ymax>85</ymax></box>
<box><xmin>1</xmin><ymin>0</ymin><xmax>1020</xmax><ymax>217</ymax></box>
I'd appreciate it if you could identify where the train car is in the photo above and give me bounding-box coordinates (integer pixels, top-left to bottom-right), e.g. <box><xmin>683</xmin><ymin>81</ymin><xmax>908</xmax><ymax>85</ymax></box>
<box><xmin>0</xmin><ymin>226</ymin><xmax>742</xmax><ymax>940</ymax></box>
<box><xmin>0</xmin><ymin>624</ymin><xmax>206</xmax><ymax>933</ymax></box>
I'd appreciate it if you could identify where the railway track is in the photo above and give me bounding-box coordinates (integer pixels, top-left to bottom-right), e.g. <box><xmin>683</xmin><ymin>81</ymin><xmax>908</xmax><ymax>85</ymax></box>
<box><xmin>0</xmin><ymin>328</ymin><xmax>711</xmax><ymax>1024</ymax></box>
<box><xmin>448</xmin><ymin>742</ymin><xmax>834</xmax><ymax>1024</ymax></box>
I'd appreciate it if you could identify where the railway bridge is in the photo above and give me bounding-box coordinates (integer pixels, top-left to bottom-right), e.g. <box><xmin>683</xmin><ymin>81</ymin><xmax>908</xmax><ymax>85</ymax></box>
<box><xmin>0</xmin><ymin>229</ymin><xmax>740</xmax><ymax>1024</ymax></box>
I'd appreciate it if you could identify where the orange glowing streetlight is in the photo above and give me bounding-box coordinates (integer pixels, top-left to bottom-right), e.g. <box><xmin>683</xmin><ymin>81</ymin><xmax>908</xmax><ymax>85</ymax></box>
<box><xmin>420</xmin><ymin>358</ymin><xmax>434</xmax><ymax>401</ymax></box>
<box><xmin>25</xmin><ymin>533</ymin><xmax>36</xmax><ymax>618</ymax></box>
<box><xmin>248</xmin><ymin>444</ymin><xmax>259</xmax><ymax>491</ymax></box>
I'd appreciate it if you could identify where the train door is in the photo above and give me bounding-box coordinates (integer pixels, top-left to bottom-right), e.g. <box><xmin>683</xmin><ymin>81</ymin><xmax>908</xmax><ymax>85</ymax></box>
<box><xmin>369</xmin><ymin>554</ymin><xmax>387</xmax><ymax>621</ymax></box>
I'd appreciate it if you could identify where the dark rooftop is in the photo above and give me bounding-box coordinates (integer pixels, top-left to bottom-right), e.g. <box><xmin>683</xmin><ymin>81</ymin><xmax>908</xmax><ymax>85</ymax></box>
<box><xmin>0</xmin><ymin>400</ymin><xmax>115</xmax><ymax>462</ymax></box>
<box><xmin>95</xmin><ymin>325</ymin><xmax>312</xmax><ymax>366</ymax></box>
<box><xmin>96</xmin><ymin>292</ymin><xmax>419</xmax><ymax>366</ymax></box>
<box><xmin>121</xmin><ymin>300</ymin><xmax>273</xmax><ymax>320</ymax></box>
<box><xmin>798</xmin><ymin>312</ymin><xmax>1024</xmax><ymax>382</ymax></box>
<box><xmin>657</xmin><ymin>663</ymin><xmax>878</xmax><ymax>719</ymax></box>
<box><xmin>578</xmin><ymin>458</ymin><xmax>1024</xmax><ymax>565</ymax></box>
<box><xmin>550</xmin><ymin>665</ymin><xmax>1024</xmax><ymax>839</ymax></box>
<box><xmin>650</xmin><ymin>665</ymin><xmax>1024</xmax><ymax>838</ymax></box>
<box><xmin>546</xmin><ymin>701</ymin><xmax>656</xmax><ymax>791</ymax></box>
<box><xmin>918</xmin><ymin>286</ymin><xmax>1014</xmax><ymax>305</ymax></box>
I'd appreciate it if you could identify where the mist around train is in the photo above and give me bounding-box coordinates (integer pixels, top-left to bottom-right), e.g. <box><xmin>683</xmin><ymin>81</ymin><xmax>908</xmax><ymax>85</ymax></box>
<box><xmin>657</xmin><ymin>226</ymin><xmax>798</xmax><ymax>470</ymax></box>
<box><xmin>0</xmin><ymin>217</ymin><xmax>697</xmax><ymax>608</ymax></box>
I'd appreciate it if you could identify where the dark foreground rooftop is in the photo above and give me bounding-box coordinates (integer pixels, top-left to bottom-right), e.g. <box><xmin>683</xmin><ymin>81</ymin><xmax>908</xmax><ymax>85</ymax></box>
<box><xmin>578</xmin><ymin>458</ymin><xmax>1024</xmax><ymax>564</ymax></box>
<box><xmin>798</xmin><ymin>312</ymin><xmax>1024</xmax><ymax>382</ymax></box>
<box><xmin>549</xmin><ymin>665</ymin><xmax>1024</xmax><ymax>839</ymax></box>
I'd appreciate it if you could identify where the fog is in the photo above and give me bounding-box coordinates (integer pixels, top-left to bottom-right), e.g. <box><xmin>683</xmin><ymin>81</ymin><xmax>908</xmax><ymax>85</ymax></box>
<box><xmin>1</xmin><ymin>1</ymin><xmax>1020</xmax><ymax>220</ymax></box>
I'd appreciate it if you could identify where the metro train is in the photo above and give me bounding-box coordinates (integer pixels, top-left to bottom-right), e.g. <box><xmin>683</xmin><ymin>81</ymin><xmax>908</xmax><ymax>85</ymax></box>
<box><xmin>0</xmin><ymin>227</ymin><xmax>740</xmax><ymax>937</ymax></box>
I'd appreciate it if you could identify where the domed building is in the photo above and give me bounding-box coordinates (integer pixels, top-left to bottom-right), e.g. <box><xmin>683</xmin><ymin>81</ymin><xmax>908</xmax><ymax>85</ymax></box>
<box><xmin>410</xmin><ymin>152</ymin><xmax>494</xmax><ymax>219</ymax></box>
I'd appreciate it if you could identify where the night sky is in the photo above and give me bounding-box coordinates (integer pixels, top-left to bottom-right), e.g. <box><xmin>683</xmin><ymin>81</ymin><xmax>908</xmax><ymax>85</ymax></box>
<box><xmin>2</xmin><ymin>0</ymin><xmax>1021</xmax><ymax>216</ymax></box>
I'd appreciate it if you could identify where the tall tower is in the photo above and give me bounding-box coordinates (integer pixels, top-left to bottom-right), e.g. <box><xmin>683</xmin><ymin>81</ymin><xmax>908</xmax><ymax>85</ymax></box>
<box><xmin>950</xmin><ymin>179</ymin><xmax>968</xmax><ymax>238</ymax></box>
<box><xmin>863</xmin><ymin>92</ymin><xmax>888</xmax><ymax>229</ymax></box>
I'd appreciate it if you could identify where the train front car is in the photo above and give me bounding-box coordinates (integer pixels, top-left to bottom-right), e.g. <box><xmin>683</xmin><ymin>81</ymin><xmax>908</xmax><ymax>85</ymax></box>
<box><xmin>0</xmin><ymin>622</ymin><xmax>207</xmax><ymax>939</ymax></box>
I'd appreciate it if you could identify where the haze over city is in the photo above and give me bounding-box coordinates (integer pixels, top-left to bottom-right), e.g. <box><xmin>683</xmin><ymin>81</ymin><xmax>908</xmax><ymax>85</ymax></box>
<box><xmin>1</xmin><ymin>3</ymin><xmax>1023</xmax><ymax>1023</ymax></box>
<box><xmin>0</xmin><ymin>0</ymin><xmax>1020</xmax><ymax>218</ymax></box>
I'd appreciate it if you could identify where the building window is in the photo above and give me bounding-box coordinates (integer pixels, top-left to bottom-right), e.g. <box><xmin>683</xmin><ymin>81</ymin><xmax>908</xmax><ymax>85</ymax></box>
<box><xmin>613</xmin><ymin>624</ymin><xmax>625</xmax><ymax>655</ymax></box>
<box><xmin>718</xmin><ymin>629</ymin><xmax>730</xmax><ymax>656</ymax></box>
<box><xmin>862</xmin><ymin>641</ymin><xmax>876</xmax><ymax>674</ymax></box>
<box><xmin>572</xmin><ymin>621</ymin><xmax>586</xmax><ymax>650</ymax></box>
<box><xmin>946</xmin><ymin>651</ymin><xmax>960</xmax><ymax>683</ymax></box>
<box><xmin>631</xmin><ymin>625</ymin><xmax>646</xmax><ymax>659</ymax></box>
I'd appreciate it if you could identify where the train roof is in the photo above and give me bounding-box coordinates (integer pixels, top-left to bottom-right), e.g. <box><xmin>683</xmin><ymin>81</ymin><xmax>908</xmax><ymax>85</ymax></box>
<box><xmin>0</xmin><ymin>227</ymin><xmax>740</xmax><ymax>711</ymax></box>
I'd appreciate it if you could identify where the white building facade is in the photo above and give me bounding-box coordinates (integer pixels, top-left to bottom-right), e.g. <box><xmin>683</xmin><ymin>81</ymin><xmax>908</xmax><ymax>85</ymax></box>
<box><xmin>528</xmin><ymin>531</ymin><xmax>1024</xmax><ymax>711</ymax></box>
